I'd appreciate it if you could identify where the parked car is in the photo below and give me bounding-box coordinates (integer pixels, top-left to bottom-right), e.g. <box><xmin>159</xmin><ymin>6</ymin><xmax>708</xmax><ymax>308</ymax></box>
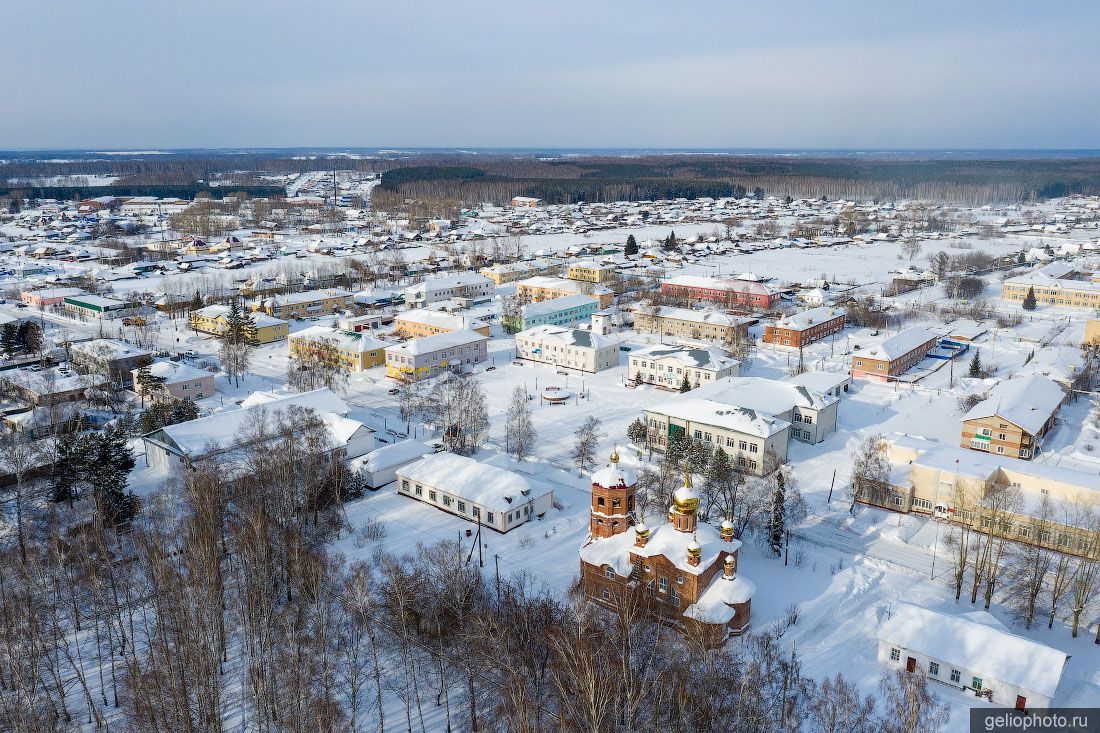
<box><xmin>387</xmin><ymin>387</ymin><xmax>400</xmax><ymax>395</ymax></box>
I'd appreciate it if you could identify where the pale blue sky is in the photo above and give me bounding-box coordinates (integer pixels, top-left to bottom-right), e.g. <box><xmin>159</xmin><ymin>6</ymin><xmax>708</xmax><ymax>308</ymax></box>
<box><xmin>1</xmin><ymin>1</ymin><xmax>1098</xmax><ymax>149</ymax></box>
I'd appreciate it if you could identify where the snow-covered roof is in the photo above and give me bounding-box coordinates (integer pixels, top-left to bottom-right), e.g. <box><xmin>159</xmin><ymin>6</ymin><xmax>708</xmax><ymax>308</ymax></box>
<box><xmin>403</xmin><ymin>273</ymin><xmax>492</xmax><ymax>295</ymax></box>
<box><xmin>396</xmin><ymin>308</ymin><xmax>488</xmax><ymax>332</ymax></box>
<box><xmin>266</xmin><ymin>288</ymin><xmax>352</xmax><ymax>306</ymax></box>
<box><xmin>385</xmin><ymin>329</ymin><xmax>487</xmax><ymax>356</ymax></box>
<box><xmin>398</xmin><ymin>452</ymin><xmax>551</xmax><ymax>513</ymax></box>
<box><xmin>962</xmin><ymin>375</ymin><xmax>1064</xmax><ymax>435</ymax></box>
<box><xmin>149</xmin><ymin>388</ymin><xmax>355</xmax><ymax>459</ymax></box>
<box><xmin>516</xmin><ymin>324</ymin><xmax>613</xmax><ymax>350</ymax></box>
<box><xmin>773</xmin><ymin>307</ymin><xmax>844</xmax><ymax>331</ymax></box>
<box><xmin>591</xmin><ymin>456</ymin><xmax>637</xmax><ymax>489</ymax></box>
<box><xmin>784</xmin><ymin>369</ymin><xmax>850</xmax><ymax>394</ymax></box>
<box><xmin>631</xmin><ymin>343</ymin><xmax>738</xmax><ymax>372</ymax></box>
<box><xmin>291</xmin><ymin>325</ymin><xmax>387</xmax><ymax>353</ymax></box>
<box><xmin>692</xmin><ymin>376</ymin><xmax>837</xmax><ymax>413</ymax></box>
<box><xmin>864</xmin><ymin>327</ymin><xmax>939</xmax><ymax>361</ymax></box>
<box><xmin>516</xmin><ymin>275</ymin><xmax>612</xmax><ymax>295</ymax></box>
<box><xmin>71</xmin><ymin>338</ymin><xmax>153</xmax><ymax>360</ymax></box>
<box><xmin>662</xmin><ymin>274</ymin><xmax>777</xmax><ymax>296</ymax></box>
<box><xmin>646</xmin><ymin>398</ymin><xmax>790</xmax><ymax>439</ymax></box>
<box><xmin>1015</xmin><ymin>346</ymin><xmax>1084</xmax><ymax>386</ymax></box>
<box><xmin>635</xmin><ymin>305</ymin><xmax>750</xmax><ymax>327</ymax></box>
<box><xmin>192</xmin><ymin>304</ymin><xmax>288</xmax><ymax>328</ymax></box>
<box><xmin>350</xmin><ymin>440</ymin><xmax>433</xmax><ymax>474</ymax></box>
<box><xmin>683</xmin><ymin>572</ymin><xmax>757</xmax><ymax>624</ymax></box>
<box><xmin>580</xmin><ymin>520</ymin><xmax>742</xmax><ymax>578</ymax></box>
<box><xmin>877</xmin><ymin>603</ymin><xmax>1067</xmax><ymax>699</ymax></box>
<box><xmin>138</xmin><ymin>360</ymin><xmax>211</xmax><ymax>384</ymax></box>
<box><xmin>519</xmin><ymin>293</ymin><xmax>598</xmax><ymax>318</ymax></box>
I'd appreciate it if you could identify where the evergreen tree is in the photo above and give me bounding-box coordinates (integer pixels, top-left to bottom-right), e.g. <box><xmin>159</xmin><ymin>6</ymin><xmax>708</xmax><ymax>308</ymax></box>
<box><xmin>0</xmin><ymin>322</ymin><xmax>20</xmax><ymax>354</ymax></box>
<box><xmin>191</xmin><ymin>290</ymin><xmax>204</xmax><ymax>311</ymax></box>
<box><xmin>686</xmin><ymin>440</ymin><xmax>711</xmax><ymax>474</ymax></box>
<box><xmin>88</xmin><ymin>424</ymin><xmax>137</xmax><ymax>527</ymax></box>
<box><xmin>1016</xmin><ymin>251</ymin><xmax>1027</xmax><ymax>265</ymax></box>
<box><xmin>18</xmin><ymin>321</ymin><xmax>43</xmax><ymax>354</ymax></box>
<box><xmin>170</xmin><ymin>397</ymin><xmax>200</xmax><ymax>424</ymax></box>
<box><xmin>680</xmin><ymin>373</ymin><xmax>692</xmax><ymax>393</ymax></box>
<box><xmin>766</xmin><ymin>468</ymin><xmax>786</xmax><ymax>556</ymax></box>
<box><xmin>666</xmin><ymin>431</ymin><xmax>689</xmax><ymax>466</ymax></box>
<box><xmin>135</xmin><ymin>365</ymin><xmax>167</xmax><ymax>407</ymax></box>
<box><xmin>50</xmin><ymin>429</ymin><xmax>82</xmax><ymax>505</ymax></box>
<box><xmin>969</xmin><ymin>349</ymin><xmax>982</xmax><ymax>378</ymax></box>
<box><xmin>627</xmin><ymin>417</ymin><xmax>648</xmax><ymax>447</ymax></box>
<box><xmin>1022</xmin><ymin>286</ymin><xmax>1037</xmax><ymax>311</ymax></box>
<box><xmin>624</xmin><ymin>234</ymin><xmax>639</xmax><ymax>256</ymax></box>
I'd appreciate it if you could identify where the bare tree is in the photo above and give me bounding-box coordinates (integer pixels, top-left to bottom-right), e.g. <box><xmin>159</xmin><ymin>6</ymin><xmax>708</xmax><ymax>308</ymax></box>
<box><xmin>504</xmin><ymin>385</ymin><xmax>536</xmax><ymax>462</ymax></box>
<box><xmin>571</xmin><ymin>416</ymin><xmax>604</xmax><ymax>475</ymax></box>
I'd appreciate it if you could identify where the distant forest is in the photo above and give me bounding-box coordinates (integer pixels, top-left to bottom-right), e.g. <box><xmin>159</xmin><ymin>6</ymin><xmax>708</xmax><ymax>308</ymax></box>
<box><xmin>4</xmin><ymin>150</ymin><xmax>1100</xmax><ymax>207</ymax></box>
<box><xmin>375</xmin><ymin>155</ymin><xmax>1100</xmax><ymax>206</ymax></box>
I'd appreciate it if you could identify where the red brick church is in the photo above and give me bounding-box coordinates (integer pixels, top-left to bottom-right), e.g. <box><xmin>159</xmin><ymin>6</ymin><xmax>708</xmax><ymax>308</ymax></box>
<box><xmin>579</xmin><ymin>451</ymin><xmax>755</xmax><ymax>644</ymax></box>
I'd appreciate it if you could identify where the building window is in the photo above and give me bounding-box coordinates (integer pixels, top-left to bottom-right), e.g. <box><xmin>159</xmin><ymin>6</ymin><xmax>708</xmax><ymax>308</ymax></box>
<box><xmin>972</xmin><ymin>677</ymin><xmax>982</xmax><ymax>692</ymax></box>
<box><xmin>929</xmin><ymin>661</ymin><xmax>939</xmax><ymax>676</ymax></box>
<box><xmin>458</xmin><ymin>501</ymin><xmax>466</xmax><ymax>513</ymax></box>
<box><xmin>658</xmin><ymin>577</ymin><xmax>668</xmax><ymax>594</ymax></box>
<box><xmin>402</xmin><ymin>480</ymin><xmax>410</xmax><ymax>491</ymax></box>
<box><xmin>676</xmin><ymin>575</ymin><xmax>684</xmax><ymax>585</ymax></box>
<box><xmin>803</xmin><ymin>415</ymin><xmax>813</xmax><ymax>425</ymax></box>
<box><xmin>601</xmin><ymin>588</ymin><xmax>610</xmax><ymax>601</ymax></box>
<box><xmin>442</xmin><ymin>496</ymin><xmax>452</xmax><ymax>507</ymax></box>
<box><xmin>889</xmin><ymin>648</ymin><xmax>900</xmax><ymax>662</ymax></box>
<box><xmin>605</xmin><ymin>566</ymin><xmax>616</xmax><ymax>580</ymax></box>
<box><xmin>415</xmin><ymin>486</ymin><xmax>422</xmax><ymax>496</ymax></box>
<box><xmin>429</xmin><ymin>491</ymin><xmax>437</xmax><ymax>501</ymax></box>
<box><xmin>487</xmin><ymin>512</ymin><xmax>494</xmax><ymax>523</ymax></box>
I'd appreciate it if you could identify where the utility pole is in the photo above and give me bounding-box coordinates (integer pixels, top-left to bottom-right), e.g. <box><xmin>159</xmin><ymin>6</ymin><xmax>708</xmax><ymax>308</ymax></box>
<box><xmin>494</xmin><ymin>554</ymin><xmax>501</xmax><ymax>603</ymax></box>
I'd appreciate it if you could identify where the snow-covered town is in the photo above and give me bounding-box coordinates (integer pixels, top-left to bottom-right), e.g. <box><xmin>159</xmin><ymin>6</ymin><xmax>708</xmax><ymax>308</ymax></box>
<box><xmin>3</xmin><ymin>181</ymin><xmax>1100</xmax><ymax>731</ymax></box>
<box><xmin>5</xmin><ymin>3</ymin><xmax>1100</xmax><ymax>732</ymax></box>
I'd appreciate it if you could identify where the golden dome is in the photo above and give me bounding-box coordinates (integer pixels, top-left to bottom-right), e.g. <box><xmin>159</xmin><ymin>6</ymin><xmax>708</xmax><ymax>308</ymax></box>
<box><xmin>687</xmin><ymin>537</ymin><xmax>702</xmax><ymax>559</ymax></box>
<box><xmin>635</xmin><ymin>523</ymin><xmax>650</xmax><ymax>539</ymax></box>
<box><xmin>672</xmin><ymin>487</ymin><xmax>700</xmax><ymax>514</ymax></box>
<box><xmin>609</xmin><ymin>449</ymin><xmax>620</xmax><ymax>464</ymax></box>
<box><xmin>724</xmin><ymin>554</ymin><xmax>735</xmax><ymax>567</ymax></box>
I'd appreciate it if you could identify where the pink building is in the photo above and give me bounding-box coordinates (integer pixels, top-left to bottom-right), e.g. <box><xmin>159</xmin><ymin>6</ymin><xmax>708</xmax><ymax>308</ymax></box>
<box><xmin>660</xmin><ymin>275</ymin><xmax>779</xmax><ymax>311</ymax></box>
<box><xmin>131</xmin><ymin>360</ymin><xmax>215</xmax><ymax>402</ymax></box>
<box><xmin>21</xmin><ymin>287</ymin><xmax>85</xmax><ymax>308</ymax></box>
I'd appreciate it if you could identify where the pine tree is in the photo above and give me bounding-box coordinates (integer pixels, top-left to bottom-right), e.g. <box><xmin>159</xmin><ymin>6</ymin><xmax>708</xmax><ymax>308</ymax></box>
<box><xmin>1022</xmin><ymin>287</ymin><xmax>1037</xmax><ymax>311</ymax></box>
<box><xmin>191</xmin><ymin>290</ymin><xmax>204</xmax><ymax>311</ymax></box>
<box><xmin>0</xmin><ymin>322</ymin><xmax>19</xmax><ymax>355</ymax></box>
<box><xmin>50</xmin><ymin>429</ymin><xmax>82</xmax><ymax>506</ymax></box>
<box><xmin>680</xmin><ymin>373</ymin><xmax>692</xmax><ymax>393</ymax></box>
<box><xmin>89</xmin><ymin>424</ymin><xmax>137</xmax><ymax>527</ymax></box>
<box><xmin>624</xmin><ymin>234</ymin><xmax>638</xmax><ymax>256</ymax></box>
<box><xmin>627</xmin><ymin>417</ymin><xmax>648</xmax><ymax>447</ymax></box>
<box><xmin>969</xmin><ymin>349</ymin><xmax>982</xmax><ymax>378</ymax></box>
<box><xmin>1016</xmin><ymin>251</ymin><xmax>1027</xmax><ymax>265</ymax></box>
<box><xmin>135</xmin><ymin>365</ymin><xmax>167</xmax><ymax>407</ymax></box>
<box><xmin>767</xmin><ymin>469</ymin><xmax>786</xmax><ymax>556</ymax></box>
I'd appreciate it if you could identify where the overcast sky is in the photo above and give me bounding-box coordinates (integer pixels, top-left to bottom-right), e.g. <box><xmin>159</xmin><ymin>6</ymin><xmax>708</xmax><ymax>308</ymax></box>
<box><xmin>2</xmin><ymin>1</ymin><xmax>1098</xmax><ymax>150</ymax></box>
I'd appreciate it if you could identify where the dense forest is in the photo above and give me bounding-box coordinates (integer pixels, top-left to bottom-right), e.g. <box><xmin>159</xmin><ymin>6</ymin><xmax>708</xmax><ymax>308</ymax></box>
<box><xmin>4</xmin><ymin>150</ymin><xmax>1100</xmax><ymax>207</ymax></box>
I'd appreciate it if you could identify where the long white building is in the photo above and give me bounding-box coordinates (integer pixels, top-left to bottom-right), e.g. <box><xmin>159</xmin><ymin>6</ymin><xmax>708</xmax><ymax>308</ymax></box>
<box><xmin>514</xmin><ymin>325</ymin><xmax>619</xmax><ymax>373</ymax></box>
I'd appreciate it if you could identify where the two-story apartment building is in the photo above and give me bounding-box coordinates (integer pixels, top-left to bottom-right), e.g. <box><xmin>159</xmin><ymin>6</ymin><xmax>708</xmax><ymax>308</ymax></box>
<box><xmin>63</xmin><ymin>294</ymin><xmax>135</xmax><ymax>321</ymax></box>
<box><xmin>191</xmin><ymin>305</ymin><xmax>290</xmax><ymax>343</ymax></box>
<box><xmin>566</xmin><ymin>258</ymin><xmax>618</xmax><ymax>284</ymax></box>
<box><xmin>132</xmin><ymin>360</ymin><xmax>215</xmax><ymax>402</ymax></box>
<box><xmin>394</xmin><ymin>308</ymin><xmax>491</xmax><ymax>339</ymax></box>
<box><xmin>850</xmin><ymin>328</ymin><xmax>939</xmax><ymax>381</ymax></box>
<box><xmin>403</xmin><ymin>273</ymin><xmax>494</xmax><ymax>308</ymax></box>
<box><xmin>384</xmin><ymin>330</ymin><xmax>488</xmax><ymax>381</ymax></box>
<box><xmin>503</xmin><ymin>293</ymin><xmax>599</xmax><ymax>332</ymax></box>
<box><xmin>631</xmin><ymin>305</ymin><xmax>750</xmax><ymax>344</ymax></box>
<box><xmin>514</xmin><ymin>325</ymin><xmax>619</xmax><ymax>373</ymax></box>
<box><xmin>290</xmin><ymin>326</ymin><xmax>387</xmax><ymax>371</ymax></box>
<box><xmin>642</xmin><ymin>399</ymin><xmax>790</xmax><ymax>475</ymax></box>
<box><xmin>1002</xmin><ymin>263</ymin><xmax>1095</xmax><ymax>307</ymax></box>
<box><xmin>515</xmin><ymin>276</ymin><xmax>614</xmax><ymax>309</ymax></box>
<box><xmin>692</xmin><ymin>376</ymin><xmax>839</xmax><ymax>444</ymax></box>
<box><xmin>961</xmin><ymin>375</ymin><xmax>1063</xmax><ymax>459</ymax></box>
<box><xmin>480</xmin><ymin>257</ymin><xmax>563</xmax><ymax>285</ymax></box>
<box><xmin>628</xmin><ymin>344</ymin><xmax>740</xmax><ymax>389</ymax></box>
<box><xmin>763</xmin><ymin>307</ymin><xmax>846</xmax><ymax>348</ymax></box>
<box><xmin>71</xmin><ymin>339</ymin><xmax>153</xmax><ymax>386</ymax></box>
<box><xmin>660</xmin><ymin>275</ymin><xmax>780</xmax><ymax>311</ymax></box>
<box><xmin>253</xmin><ymin>289</ymin><xmax>354</xmax><ymax>320</ymax></box>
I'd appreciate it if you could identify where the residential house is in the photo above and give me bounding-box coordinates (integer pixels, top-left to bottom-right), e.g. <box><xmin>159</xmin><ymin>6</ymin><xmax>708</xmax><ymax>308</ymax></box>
<box><xmin>402</xmin><ymin>273</ymin><xmax>493</xmax><ymax>308</ymax></box>
<box><xmin>253</xmin><ymin>288</ymin><xmax>354</xmax><ymax>320</ymax></box>
<box><xmin>660</xmin><ymin>275</ymin><xmax>780</xmax><ymax>311</ymax></box>
<box><xmin>70</xmin><ymin>339</ymin><xmax>153</xmax><ymax>386</ymax></box>
<box><xmin>132</xmin><ymin>360</ymin><xmax>215</xmax><ymax>402</ymax></box>
<box><xmin>394</xmin><ymin>308</ymin><xmax>491</xmax><ymax>338</ymax></box>
<box><xmin>632</xmin><ymin>306</ymin><xmax>750</xmax><ymax>344</ymax></box>
<box><xmin>503</xmin><ymin>294</ymin><xmax>598</xmax><ymax>332</ymax></box>
<box><xmin>566</xmin><ymin>258</ymin><xmax>618</xmax><ymax>284</ymax></box>
<box><xmin>515</xmin><ymin>276</ymin><xmax>614</xmax><ymax>309</ymax></box>
<box><xmin>691</xmin><ymin>376</ymin><xmax>839</xmax><ymax>444</ymax></box>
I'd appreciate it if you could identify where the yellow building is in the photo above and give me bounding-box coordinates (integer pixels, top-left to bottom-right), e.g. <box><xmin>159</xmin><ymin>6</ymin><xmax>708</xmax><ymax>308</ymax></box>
<box><xmin>289</xmin><ymin>326</ymin><xmax>387</xmax><ymax>371</ymax></box>
<box><xmin>479</xmin><ymin>258</ymin><xmax>563</xmax><ymax>285</ymax></box>
<box><xmin>190</xmin><ymin>304</ymin><xmax>290</xmax><ymax>343</ymax></box>
<box><xmin>394</xmin><ymin>308</ymin><xmax>491</xmax><ymax>338</ymax></box>
<box><xmin>253</xmin><ymin>288</ymin><xmax>354</xmax><ymax>319</ymax></box>
<box><xmin>567</xmin><ymin>258</ymin><xmax>618</xmax><ymax>284</ymax></box>
<box><xmin>515</xmin><ymin>276</ymin><xmax>614</xmax><ymax>309</ymax></box>
<box><xmin>1086</xmin><ymin>319</ymin><xmax>1100</xmax><ymax>347</ymax></box>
